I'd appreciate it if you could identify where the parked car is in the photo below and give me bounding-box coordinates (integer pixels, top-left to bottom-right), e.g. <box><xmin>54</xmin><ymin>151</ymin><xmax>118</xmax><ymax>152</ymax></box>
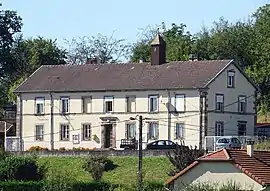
<box><xmin>120</xmin><ymin>138</ymin><xmax>138</xmax><ymax>150</ymax></box>
<box><xmin>216</xmin><ymin>137</ymin><xmax>242</xmax><ymax>150</ymax></box>
<box><xmin>145</xmin><ymin>140</ymin><xmax>188</xmax><ymax>150</ymax></box>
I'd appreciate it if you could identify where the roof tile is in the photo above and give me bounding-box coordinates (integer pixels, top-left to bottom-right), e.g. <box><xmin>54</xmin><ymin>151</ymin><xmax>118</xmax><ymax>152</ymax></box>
<box><xmin>15</xmin><ymin>60</ymin><xmax>231</xmax><ymax>92</ymax></box>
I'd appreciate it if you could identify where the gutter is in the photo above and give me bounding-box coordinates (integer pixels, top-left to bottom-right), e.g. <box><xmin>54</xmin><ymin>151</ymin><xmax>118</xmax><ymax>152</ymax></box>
<box><xmin>167</xmin><ymin>90</ymin><xmax>171</xmax><ymax>140</ymax></box>
<box><xmin>50</xmin><ymin>92</ymin><xmax>54</xmax><ymax>150</ymax></box>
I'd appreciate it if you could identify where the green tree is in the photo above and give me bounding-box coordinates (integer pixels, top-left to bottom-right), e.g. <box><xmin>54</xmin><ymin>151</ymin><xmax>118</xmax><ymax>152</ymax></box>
<box><xmin>245</xmin><ymin>4</ymin><xmax>270</xmax><ymax>115</ymax></box>
<box><xmin>7</xmin><ymin>37</ymin><xmax>67</xmax><ymax>103</ymax></box>
<box><xmin>65</xmin><ymin>32</ymin><xmax>130</xmax><ymax>64</ymax></box>
<box><xmin>130</xmin><ymin>23</ymin><xmax>193</xmax><ymax>62</ymax></box>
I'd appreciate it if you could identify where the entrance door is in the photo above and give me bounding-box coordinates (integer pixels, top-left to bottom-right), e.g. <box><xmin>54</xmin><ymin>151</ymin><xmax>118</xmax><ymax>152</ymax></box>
<box><xmin>104</xmin><ymin>124</ymin><xmax>113</xmax><ymax>148</ymax></box>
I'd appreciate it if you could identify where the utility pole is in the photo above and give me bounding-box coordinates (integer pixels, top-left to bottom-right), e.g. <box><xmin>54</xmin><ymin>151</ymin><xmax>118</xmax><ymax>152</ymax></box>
<box><xmin>138</xmin><ymin>115</ymin><xmax>143</xmax><ymax>191</ymax></box>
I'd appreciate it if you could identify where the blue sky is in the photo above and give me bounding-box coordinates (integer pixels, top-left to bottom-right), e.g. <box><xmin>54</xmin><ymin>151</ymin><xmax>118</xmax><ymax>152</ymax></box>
<box><xmin>2</xmin><ymin>0</ymin><xmax>269</xmax><ymax>49</ymax></box>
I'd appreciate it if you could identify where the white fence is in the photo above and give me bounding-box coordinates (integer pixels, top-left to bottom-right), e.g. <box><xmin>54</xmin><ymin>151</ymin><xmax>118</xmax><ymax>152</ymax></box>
<box><xmin>204</xmin><ymin>136</ymin><xmax>259</xmax><ymax>152</ymax></box>
<box><xmin>5</xmin><ymin>137</ymin><xmax>20</xmax><ymax>151</ymax></box>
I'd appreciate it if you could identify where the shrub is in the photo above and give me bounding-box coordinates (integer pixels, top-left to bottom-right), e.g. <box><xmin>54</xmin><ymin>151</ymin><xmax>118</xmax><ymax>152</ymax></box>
<box><xmin>181</xmin><ymin>181</ymin><xmax>241</xmax><ymax>191</ymax></box>
<box><xmin>167</xmin><ymin>141</ymin><xmax>204</xmax><ymax>176</ymax></box>
<box><xmin>0</xmin><ymin>181</ymin><xmax>43</xmax><ymax>191</ymax></box>
<box><xmin>0</xmin><ymin>155</ymin><xmax>46</xmax><ymax>181</ymax></box>
<box><xmin>0</xmin><ymin>148</ymin><xmax>9</xmax><ymax>161</ymax></box>
<box><xmin>27</xmin><ymin>146</ymin><xmax>49</xmax><ymax>152</ymax></box>
<box><xmin>255</xmin><ymin>140</ymin><xmax>270</xmax><ymax>151</ymax></box>
<box><xmin>42</xmin><ymin>169</ymin><xmax>75</xmax><ymax>191</ymax></box>
<box><xmin>83</xmin><ymin>156</ymin><xmax>116</xmax><ymax>182</ymax></box>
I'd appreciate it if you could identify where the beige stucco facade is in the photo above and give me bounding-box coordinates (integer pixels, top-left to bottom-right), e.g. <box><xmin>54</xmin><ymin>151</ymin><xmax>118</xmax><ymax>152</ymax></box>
<box><xmin>16</xmin><ymin>62</ymin><xmax>257</xmax><ymax>151</ymax></box>
<box><xmin>172</xmin><ymin>162</ymin><xmax>264</xmax><ymax>191</ymax></box>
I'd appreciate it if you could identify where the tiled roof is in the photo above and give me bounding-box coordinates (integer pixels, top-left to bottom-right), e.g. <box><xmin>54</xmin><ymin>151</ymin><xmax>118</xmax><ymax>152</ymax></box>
<box><xmin>166</xmin><ymin>149</ymin><xmax>270</xmax><ymax>185</ymax></box>
<box><xmin>256</xmin><ymin>123</ymin><xmax>270</xmax><ymax>128</ymax></box>
<box><xmin>14</xmin><ymin>60</ymin><xmax>232</xmax><ymax>93</ymax></box>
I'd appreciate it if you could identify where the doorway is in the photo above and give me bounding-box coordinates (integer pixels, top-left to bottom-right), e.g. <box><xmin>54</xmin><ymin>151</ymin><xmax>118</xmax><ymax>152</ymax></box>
<box><xmin>104</xmin><ymin>124</ymin><xmax>113</xmax><ymax>148</ymax></box>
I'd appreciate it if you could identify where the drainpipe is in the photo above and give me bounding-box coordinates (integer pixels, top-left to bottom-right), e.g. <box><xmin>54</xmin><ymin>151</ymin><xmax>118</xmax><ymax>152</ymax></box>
<box><xmin>50</xmin><ymin>92</ymin><xmax>54</xmax><ymax>150</ymax></box>
<box><xmin>19</xmin><ymin>93</ymin><xmax>23</xmax><ymax>151</ymax></box>
<box><xmin>167</xmin><ymin>90</ymin><xmax>171</xmax><ymax>140</ymax></box>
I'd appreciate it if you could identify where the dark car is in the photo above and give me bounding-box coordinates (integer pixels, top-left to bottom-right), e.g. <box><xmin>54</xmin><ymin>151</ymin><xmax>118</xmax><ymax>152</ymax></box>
<box><xmin>146</xmin><ymin>140</ymin><xmax>185</xmax><ymax>150</ymax></box>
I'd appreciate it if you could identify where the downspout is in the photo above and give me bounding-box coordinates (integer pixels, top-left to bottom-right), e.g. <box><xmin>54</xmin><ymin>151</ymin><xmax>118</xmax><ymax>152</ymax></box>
<box><xmin>19</xmin><ymin>93</ymin><xmax>23</xmax><ymax>151</ymax></box>
<box><xmin>254</xmin><ymin>91</ymin><xmax>258</xmax><ymax>137</ymax></box>
<box><xmin>50</xmin><ymin>92</ymin><xmax>54</xmax><ymax>150</ymax></box>
<box><xmin>167</xmin><ymin>90</ymin><xmax>171</xmax><ymax>140</ymax></box>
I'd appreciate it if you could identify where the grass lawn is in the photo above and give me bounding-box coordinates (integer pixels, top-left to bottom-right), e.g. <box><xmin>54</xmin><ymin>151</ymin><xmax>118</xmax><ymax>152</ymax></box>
<box><xmin>37</xmin><ymin>156</ymin><xmax>172</xmax><ymax>185</ymax></box>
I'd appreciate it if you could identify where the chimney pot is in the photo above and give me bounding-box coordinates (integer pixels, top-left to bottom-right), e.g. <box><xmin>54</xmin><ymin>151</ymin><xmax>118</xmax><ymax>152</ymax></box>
<box><xmin>86</xmin><ymin>58</ymin><xmax>98</xmax><ymax>64</ymax></box>
<box><xmin>246</xmin><ymin>140</ymin><xmax>254</xmax><ymax>157</ymax></box>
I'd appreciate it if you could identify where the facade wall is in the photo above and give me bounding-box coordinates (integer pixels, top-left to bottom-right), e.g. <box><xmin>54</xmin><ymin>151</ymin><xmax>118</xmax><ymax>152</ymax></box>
<box><xmin>207</xmin><ymin>63</ymin><xmax>256</xmax><ymax>137</ymax></box>
<box><xmin>20</xmin><ymin>90</ymin><xmax>201</xmax><ymax>150</ymax></box>
<box><xmin>173</xmin><ymin>162</ymin><xmax>263</xmax><ymax>191</ymax></box>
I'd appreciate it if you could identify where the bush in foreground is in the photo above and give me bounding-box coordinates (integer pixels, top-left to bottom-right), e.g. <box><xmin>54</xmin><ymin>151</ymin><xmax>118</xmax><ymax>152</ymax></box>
<box><xmin>0</xmin><ymin>155</ymin><xmax>46</xmax><ymax>181</ymax></box>
<box><xmin>82</xmin><ymin>156</ymin><xmax>117</xmax><ymax>182</ymax></box>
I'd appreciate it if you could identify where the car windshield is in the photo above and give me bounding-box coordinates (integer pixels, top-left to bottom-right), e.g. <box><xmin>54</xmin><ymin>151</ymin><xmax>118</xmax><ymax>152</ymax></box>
<box><xmin>218</xmin><ymin>138</ymin><xmax>230</xmax><ymax>143</ymax></box>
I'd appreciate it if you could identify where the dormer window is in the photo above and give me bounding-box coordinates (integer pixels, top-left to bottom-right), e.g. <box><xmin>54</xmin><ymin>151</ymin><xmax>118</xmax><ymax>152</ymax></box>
<box><xmin>227</xmin><ymin>71</ymin><xmax>235</xmax><ymax>88</ymax></box>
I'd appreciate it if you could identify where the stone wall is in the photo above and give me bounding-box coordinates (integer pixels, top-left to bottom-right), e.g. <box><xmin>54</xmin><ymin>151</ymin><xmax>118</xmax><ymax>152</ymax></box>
<box><xmin>11</xmin><ymin>149</ymin><xmax>172</xmax><ymax>157</ymax></box>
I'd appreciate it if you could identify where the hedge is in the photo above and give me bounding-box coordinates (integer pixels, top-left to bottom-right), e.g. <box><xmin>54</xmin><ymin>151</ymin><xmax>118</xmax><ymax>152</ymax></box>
<box><xmin>0</xmin><ymin>181</ymin><xmax>164</xmax><ymax>191</ymax></box>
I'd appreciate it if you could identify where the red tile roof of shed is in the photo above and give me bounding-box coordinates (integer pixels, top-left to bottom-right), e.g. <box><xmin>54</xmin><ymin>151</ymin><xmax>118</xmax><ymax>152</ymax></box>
<box><xmin>166</xmin><ymin>149</ymin><xmax>270</xmax><ymax>186</ymax></box>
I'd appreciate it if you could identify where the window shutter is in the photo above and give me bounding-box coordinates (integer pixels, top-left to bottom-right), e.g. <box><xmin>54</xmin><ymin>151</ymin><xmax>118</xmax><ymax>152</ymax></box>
<box><xmin>147</xmin><ymin>123</ymin><xmax>150</xmax><ymax>140</ymax></box>
<box><xmin>156</xmin><ymin>123</ymin><xmax>159</xmax><ymax>139</ymax></box>
<box><xmin>125</xmin><ymin>124</ymin><xmax>128</xmax><ymax>139</ymax></box>
<box><xmin>174</xmin><ymin>124</ymin><xmax>177</xmax><ymax>139</ymax></box>
<box><xmin>175</xmin><ymin>95</ymin><xmax>185</xmax><ymax>112</ymax></box>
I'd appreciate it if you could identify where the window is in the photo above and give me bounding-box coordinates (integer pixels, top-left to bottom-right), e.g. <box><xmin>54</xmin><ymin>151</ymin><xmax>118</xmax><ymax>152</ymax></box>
<box><xmin>35</xmin><ymin>125</ymin><xmax>44</xmax><ymax>141</ymax></box>
<box><xmin>175</xmin><ymin>123</ymin><xmax>184</xmax><ymax>139</ymax></box>
<box><xmin>215</xmin><ymin>94</ymin><xmax>224</xmax><ymax>112</ymax></box>
<box><xmin>104</xmin><ymin>96</ymin><xmax>113</xmax><ymax>113</ymax></box>
<box><xmin>82</xmin><ymin>96</ymin><xmax>92</xmax><ymax>113</ymax></box>
<box><xmin>227</xmin><ymin>71</ymin><xmax>235</xmax><ymax>88</ymax></box>
<box><xmin>238</xmin><ymin>121</ymin><xmax>247</xmax><ymax>136</ymax></box>
<box><xmin>60</xmin><ymin>97</ymin><xmax>69</xmax><ymax>114</ymax></box>
<box><xmin>215</xmin><ymin>122</ymin><xmax>224</xmax><ymax>136</ymax></box>
<box><xmin>126</xmin><ymin>123</ymin><xmax>136</xmax><ymax>139</ymax></box>
<box><xmin>82</xmin><ymin>124</ymin><xmax>91</xmax><ymax>141</ymax></box>
<box><xmin>35</xmin><ymin>97</ymin><xmax>45</xmax><ymax>114</ymax></box>
<box><xmin>149</xmin><ymin>95</ymin><xmax>158</xmax><ymax>112</ymax></box>
<box><xmin>238</xmin><ymin>96</ymin><xmax>247</xmax><ymax>113</ymax></box>
<box><xmin>175</xmin><ymin>94</ymin><xmax>185</xmax><ymax>112</ymax></box>
<box><xmin>148</xmin><ymin>122</ymin><xmax>159</xmax><ymax>140</ymax></box>
<box><xmin>126</xmin><ymin>96</ymin><xmax>136</xmax><ymax>112</ymax></box>
<box><xmin>60</xmin><ymin>124</ymin><xmax>70</xmax><ymax>141</ymax></box>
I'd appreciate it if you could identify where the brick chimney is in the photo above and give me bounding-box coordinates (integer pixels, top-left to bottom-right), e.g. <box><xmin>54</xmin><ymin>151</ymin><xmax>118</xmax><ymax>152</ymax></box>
<box><xmin>86</xmin><ymin>57</ymin><xmax>98</xmax><ymax>64</ymax></box>
<box><xmin>150</xmin><ymin>34</ymin><xmax>166</xmax><ymax>65</ymax></box>
<box><xmin>246</xmin><ymin>140</ymin><xmax>254</xmax><ymax>157</ymax></box>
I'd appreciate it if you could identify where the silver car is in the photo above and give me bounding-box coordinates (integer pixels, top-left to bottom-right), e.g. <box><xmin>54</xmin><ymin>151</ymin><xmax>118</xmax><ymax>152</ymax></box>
<box><xmin>216</xmin><ymin>137</ymin><xmax>242</xmax><ymax>150</ymax></box>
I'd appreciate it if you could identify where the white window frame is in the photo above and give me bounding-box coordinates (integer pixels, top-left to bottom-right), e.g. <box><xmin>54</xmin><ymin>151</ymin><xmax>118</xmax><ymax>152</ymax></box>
<box><xmin>149</xmin><ymin>95</ymin><xmax>158</xmax><ymax>112</ymax></box>
<box><xmin>175</xmin><ymin>94</ymin><xmax>185</xmax><ymax>112</ymax></box>
<box><xmin>60</xmin><ymin>124</ymin><xmax>70</xmax><ymax>141</ymax></box>
<box><xmin>35</xmin><ymin>124</ymin><xmax>44</xmax><ymax>141</ymax></box>
<box><xmin>215</xmin><ymin>94</ymin><xmax>224</xmax><ymax>112</ymax></box>
<box><xmin>227</xmin><ymin>71</ymin><xmax>235</xmax><ymax>88</ymax></box>
<box><xmin>60</xmin><ymin>97</ymin><xmax>69</xmax><ymax>114</ymax></box>
<box><xmin>82</xmin><ymin>123</ymin><xmax>91</xmax><ymax>141</ymax></box>
<box><xmin>175</xmin><ymin>123</ymin><xmax>184</xmax><ymax>140</ymax></box>
<box><xmin>148</xmin><ymin>122</ymin><xmax>159</xmax><ymax>140</ymax></box>
<box><xmin>126</xmin><ymin>123</ymin><xmax>136</xmax><ymax>139</ymax></box>
<box><xmin>104</xmin><ymin>96</ymin><xmax>114</xmax><ymax>113</ymax></box>
<box><xmin>35</xmin><ymin>97</ymin><xmax>45</xmax><ymax>114</ymax></box>
<box><xmin>215</xmin><ymin>121</ymin><xmax>224</xmax><ymax>136</ymax></box>
<box><xmin>238</xmin><ymin>95</ymin><xmax>247</xmax><ymax>113</ymax></box>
